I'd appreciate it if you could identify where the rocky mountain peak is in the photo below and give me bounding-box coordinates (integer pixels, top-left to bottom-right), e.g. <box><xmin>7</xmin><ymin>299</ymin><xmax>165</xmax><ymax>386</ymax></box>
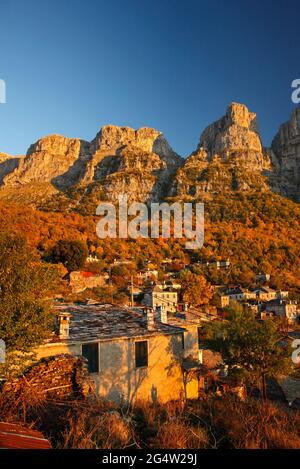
<box><xmin>90</xmin><ymin>124</ymin><xmax>180</xmax><ymax>161</ymax></box>
<box><xmin>198</xmin><ymin>102</ymin><xmax>262</xmax><ymax>158</ymax></box>
<box><xmin>226</xmin><ymin>102</ymin><xmax>258</xmax><ymax>130</ymax></box>
<box><xmin>170</xmin><ymin>103</ymin><xmax>273</xmax><ymax>200</ymax></box>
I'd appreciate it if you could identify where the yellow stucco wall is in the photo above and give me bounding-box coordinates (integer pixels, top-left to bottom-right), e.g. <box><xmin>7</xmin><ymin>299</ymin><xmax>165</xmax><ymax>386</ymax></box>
<box><xmin>182</xmin><ymin>323</ymin><xmax>200</xmax><ymax>360</ymax></box>
<box><xmin>36</xmin><ymin>332</ymin><xmax>199</xmax><ymax>404</ymax></box>
<box><xmin>36</xmin><ymin>342</ymin><xmax>81</xmax><ymax>359</ymax></box>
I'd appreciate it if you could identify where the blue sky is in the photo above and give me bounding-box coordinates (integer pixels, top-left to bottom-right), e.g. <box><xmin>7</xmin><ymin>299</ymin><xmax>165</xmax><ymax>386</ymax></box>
<box><xmin>0</xmin><ymin>0</ymin><xmax>299</xmax><ymax>157</ymax></box>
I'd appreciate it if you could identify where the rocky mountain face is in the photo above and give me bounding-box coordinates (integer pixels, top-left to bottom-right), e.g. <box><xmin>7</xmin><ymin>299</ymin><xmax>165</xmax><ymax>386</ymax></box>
<box><xmin>170</xmin><ymin>103</ymin><xmax>273</xmax><ymax>200</ymax></box>
<box><xmin>3</xmin><ymin>136</ymin><xmax>88</xmax><ymax>188</ymax></box>
<box><xmin>270</xmin><ymin>107</ymin><xmax>300</xmax><ymax>202</ymax></box>
<box><xmin>0</xmin><ymin>103</ymin><xmax>299</xmax><ymax>209</ymax></box>
<box><xmin>83</xmin><ymin>126</ymin><xmax>182</xmax><ymax>204</ymax></box>
<box><xmin>0</xmin><ymin>126</ymin><xmax>182</xmax><ymax>206</ymax></box>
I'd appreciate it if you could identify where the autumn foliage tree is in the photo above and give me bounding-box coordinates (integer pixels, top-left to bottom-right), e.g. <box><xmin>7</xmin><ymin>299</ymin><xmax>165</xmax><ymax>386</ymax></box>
<box><xmin>179</xmin><ymin>270</ymin><xmax>214</xmax><ymax>307</ymax></box>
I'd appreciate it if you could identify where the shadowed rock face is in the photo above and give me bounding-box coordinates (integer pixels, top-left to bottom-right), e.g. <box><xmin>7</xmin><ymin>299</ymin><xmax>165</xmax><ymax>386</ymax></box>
<box><xmin>0</xmin><ymin>153</ymin><xmax>22</xmax><ymax>185</ymax></box>
<box><xmin>271</xmin><ymin>107</ymin><xmax>300</xmax><ymax>202</ymax></box>
<box><xmin>0</xmin><ymin>104</ymin><xmax>299</xmax><ymax>208</ymax></box>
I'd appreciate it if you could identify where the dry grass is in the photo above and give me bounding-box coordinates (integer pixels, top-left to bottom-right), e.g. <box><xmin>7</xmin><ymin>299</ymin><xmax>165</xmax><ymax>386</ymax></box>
<box><xmin>61</xmin><ymin>410</ymin><xmax>133</xmax><ymax>449</ymax></box>
<box><xmin>154</xmin><ymin>421</ymin><xmax>208</xmax><ymax>449</ymax></box>
<box><xmin>1</xmin><ymin>386</ymin><xmax>300</xmax><ymax>449</ymax></box>
<box><xmin>187</xmin><ymin>395</ymin><xmax>300</xmax><ymax>449</ymax></box>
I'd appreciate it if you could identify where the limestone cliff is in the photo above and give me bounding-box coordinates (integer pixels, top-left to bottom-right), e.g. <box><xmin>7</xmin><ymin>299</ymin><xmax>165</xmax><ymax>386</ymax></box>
<box><xmin>170</xmin><ymin>103</ymin><xmax>273</xmax><ymax>199</ymax></box>
<box><xmin>80</xmin><ymin>125</ymin><xmax>182</xmax><ymax>203</ymax></box>
<box><xmin>3</xmin><ymin>135</ymin><xmax>90</xmax><ymax>189</ymax></box>
<box><xmin>0</xmin><ymin>126</ymin><xmax>182</xmax><ymax>206</ymax></box>
<box><xmin>271</xmin><ymin>107</ymin><xmax>300</xmax><ymax>202</ymax></box>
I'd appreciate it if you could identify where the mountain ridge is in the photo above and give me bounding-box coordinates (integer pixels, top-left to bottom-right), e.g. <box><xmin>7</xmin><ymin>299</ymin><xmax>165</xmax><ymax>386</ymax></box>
<box><xmin>0</xmin><ymin>103</ymin><xmax>299</xmax><ymax>210</ymax></box>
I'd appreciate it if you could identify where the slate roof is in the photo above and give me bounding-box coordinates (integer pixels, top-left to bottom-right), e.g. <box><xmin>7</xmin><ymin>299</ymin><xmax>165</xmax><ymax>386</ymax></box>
<box><xmin>51</xmin><ymin>303</ymin><xmax>185</xmax><ymax>344</ymax></box>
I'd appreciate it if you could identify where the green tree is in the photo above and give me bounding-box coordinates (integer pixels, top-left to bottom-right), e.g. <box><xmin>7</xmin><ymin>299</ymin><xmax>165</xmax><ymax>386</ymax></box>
<box><xmin>48</xmin><ymin>239</ymin><xmax>88</xmax><ymax>272</ymax></box>
<box><xmin>0</xmin><ymin>233</ymin><xmax>58</xmax><ymax>373</ymax></box>
<box><xmin>203</xmin><ymin>310</ymin><xmax>292</xmax><ymax>399</ymax></box>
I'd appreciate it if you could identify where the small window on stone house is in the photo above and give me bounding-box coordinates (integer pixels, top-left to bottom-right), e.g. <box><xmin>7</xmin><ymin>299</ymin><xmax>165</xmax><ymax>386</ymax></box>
<box><xmin>181</xmin><ymin>333</ymin><xmax>185</xmax><ymax>350</ymax></box>
<box><xmin>82</xmin><ymin>342</ymin><xmax>99</xmax><ymax>373</ymax></box>
<box><xmin>135</xmin><ymin>341</ymin><xmax>148</xmax><ymax>368</ymax></box>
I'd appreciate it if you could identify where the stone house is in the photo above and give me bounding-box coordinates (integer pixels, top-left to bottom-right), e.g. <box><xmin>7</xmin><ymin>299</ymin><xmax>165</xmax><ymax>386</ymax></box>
<box><xmin>136</xmin><ymin>269</ymin><xmax>158</xmax><ymax>283</ymax></box>
<box><xmin>216</xmin><ymin>292</ymin><xmax>230</xmax><ymax>308</ymax></box>
<box><xmin>253</xmin><ymin>286</ymin><xmax>277</xmax><ymax>302</ymax></box>
<box><xmin>265</xmin><ymin>299</ymin><xmax>299</xmax><ymax>323</ymax></box>
<box><xmin>150</xmin><ymin>286</ymin><xmax>178</xmax><ymax>313</ymax></box>
<box><xmin>143</xmin><ymin>284</ymin><xmax>178</xmax><ymax>314</ymax></box>
<box><xmin>219</xmin><ymin>286</ymin><xmax>247</xmax><ymax>302</ymax></box>
<box><xmin>35</xmin><ymin>304</ymin><xmax>198</xmax><ymax>404</ymax></box>
<box><xmin>220</xmin><ymin>285</ymin><xmax>279</xmax><ymax>303</ymax></box>
<box><xmin>68</xmin><ymin>271</ymin><xmax>108</xmax><ymax>293</ymax></box>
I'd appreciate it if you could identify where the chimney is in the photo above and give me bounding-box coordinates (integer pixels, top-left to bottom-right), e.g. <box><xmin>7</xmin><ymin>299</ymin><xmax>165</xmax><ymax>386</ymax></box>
<box><xmin>146</xmin><ymin>308</ymin><xmax>155</xmax><ymax>331</ymax></box>
<box><xmin>57</xmin><ymin>312</ymin><xmax>71</xmax><ymax>339</ymax></box>
<box><xmin>156</xmin><ymin>305</ymin><xmax>168</xmax><ymax>324</ymax></box>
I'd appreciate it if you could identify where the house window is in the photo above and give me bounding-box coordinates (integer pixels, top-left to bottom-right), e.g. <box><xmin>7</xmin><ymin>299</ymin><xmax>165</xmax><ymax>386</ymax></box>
<box><xmin>181</xmin><ymin>333</ymin><xmax>185</xmax><ymax>350</ymax></box>
<box><xmin>82</xmin><ymin>343</ymin><xmax>99</xmax><ymax>373</ymax></box>
<box><xmin>135</xmin><ymin>341</ymin><xmax>148</xmax><ymax>368</ymax></box>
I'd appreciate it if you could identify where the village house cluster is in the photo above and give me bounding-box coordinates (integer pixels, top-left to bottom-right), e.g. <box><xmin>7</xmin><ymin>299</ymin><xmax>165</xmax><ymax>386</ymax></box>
<box><xmin>67</xmin><ymin>254</ymin><xmax>300</xmax><ymax>326</ymax></box>
<box><xmin>30</xmin><ymin>249</ymin><xmax>300</xmax><ymax>407</ymax></box>
<box><xmin>217</xmin><ymin>283</ymin><xmax>299</xmax><ymax>324</ymax></box>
